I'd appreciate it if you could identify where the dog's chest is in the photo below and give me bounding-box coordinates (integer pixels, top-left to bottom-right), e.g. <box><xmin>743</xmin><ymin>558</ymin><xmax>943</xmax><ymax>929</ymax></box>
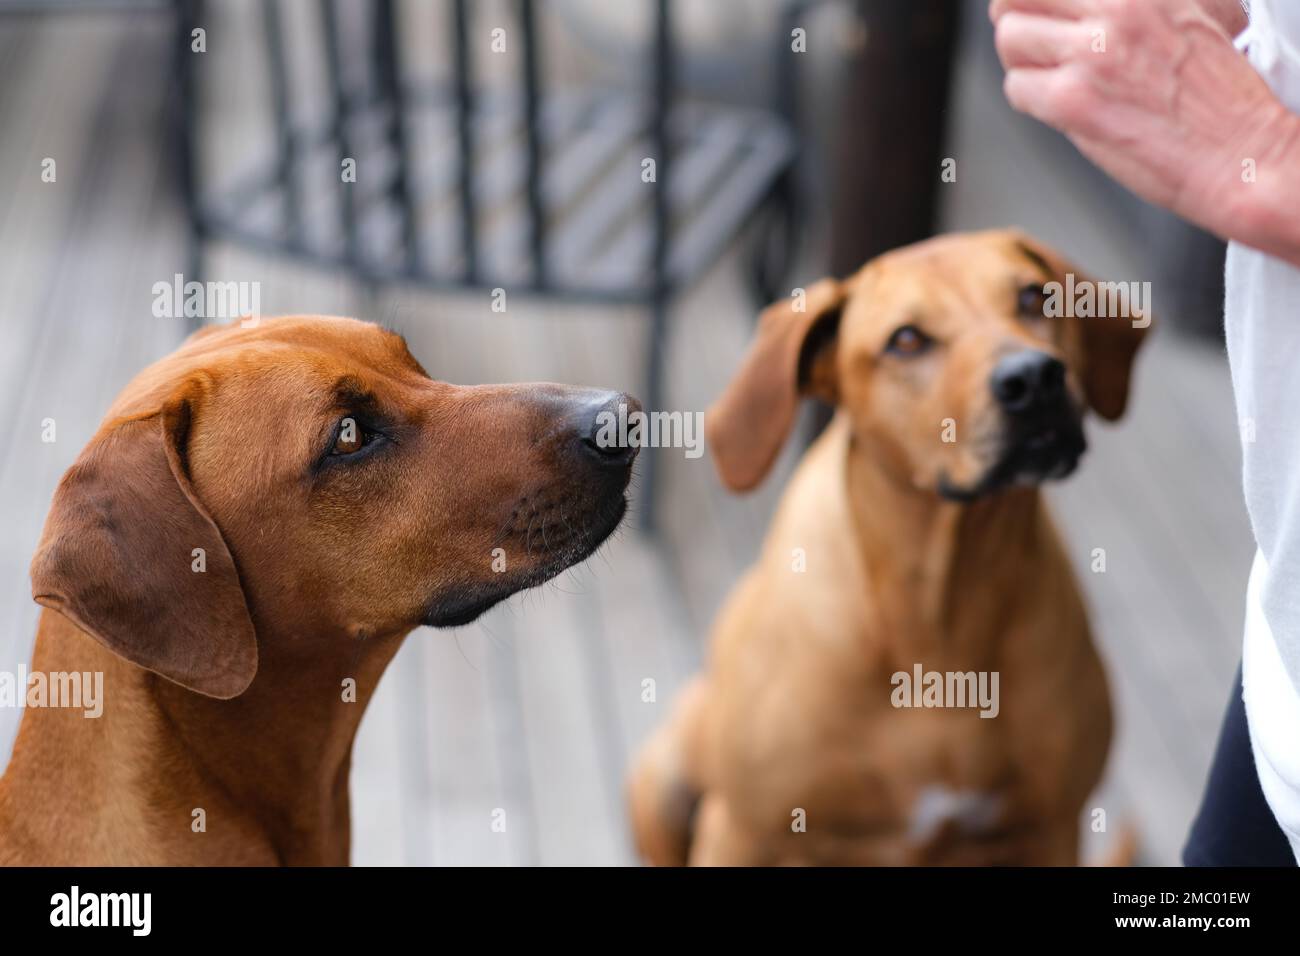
<box><xmin>904</xmin><ymin>785</ymin><xmax>1004</xmax><ymax>843</ymax></box>
<box><xmin>729</xmin><ymin>685</ymin><xmax>1066</xmax><ymax>853</ymax></box>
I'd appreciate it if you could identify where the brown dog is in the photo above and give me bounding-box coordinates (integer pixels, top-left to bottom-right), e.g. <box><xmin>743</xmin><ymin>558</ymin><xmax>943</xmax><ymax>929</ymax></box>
<box><xmin>0</xmin><ymin>315</ymin><xmax>638</xmax><ymax>865</ymax></box>
<box><xmin>628</xmin><ymin>230</ymin><xmax>1147</xmax><ymax>866</ymax></box>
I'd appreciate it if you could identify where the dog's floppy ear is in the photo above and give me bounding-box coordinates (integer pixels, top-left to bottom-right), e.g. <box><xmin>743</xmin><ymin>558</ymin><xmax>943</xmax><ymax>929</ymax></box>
<box><xmin>1077</xmin><ymin>289</ymin><xmax>1149</xmax><ymax>421</ymax></box>
<box><xmin>30</xmin><ymin>383</ymin><xmax>257</xmax><ymax>699</ymax></box>
<box><xmin>706</xmin><ymin>278</ymin><xmax>846</xmax><ymax>492</ymax></box>
<box><xmin>1014</xmin><ymin>232</ymin><xmax>1150</xmax><ymax>421</ymax></box>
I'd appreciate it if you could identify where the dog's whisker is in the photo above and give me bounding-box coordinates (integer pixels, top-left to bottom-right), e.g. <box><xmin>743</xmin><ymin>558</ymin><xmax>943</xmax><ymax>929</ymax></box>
<box><xmin>451</xmin><ymin>631</ymin><xmax>481</xmax><ymax>674</ymax></box>
<box><xmin>524</xmin><ymin>512</ymin><xmax>538</xmax><ymax>556</ymax></box>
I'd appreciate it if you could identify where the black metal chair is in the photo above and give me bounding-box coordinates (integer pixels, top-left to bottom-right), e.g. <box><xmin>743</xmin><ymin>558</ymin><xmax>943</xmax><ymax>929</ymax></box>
<box><xmin>174</xmin><ymin>0</ymin><xmax>800</xmax><ymax>526</ymax></box>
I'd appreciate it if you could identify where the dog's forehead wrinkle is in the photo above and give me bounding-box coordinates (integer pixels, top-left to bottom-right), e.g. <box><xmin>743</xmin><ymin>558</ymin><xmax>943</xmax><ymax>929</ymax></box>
<box><xmin>847</xmin><ymin>278</ymin><xmax>931</xmax><ymax>338</ymax></box>
<box><xmin>327</xmin><ymin>373</ymin><xmax>381</xmax><ymax>411</ymax></box>
<box><xmin>1012</xmin><ymin>239</ymin><xmax>1055</xmax><ymax>280</ymax></box>
<box><xmin>199</xmin><ymin>353</ymin><xmax>428</xmax><ymax>430</ymax></box>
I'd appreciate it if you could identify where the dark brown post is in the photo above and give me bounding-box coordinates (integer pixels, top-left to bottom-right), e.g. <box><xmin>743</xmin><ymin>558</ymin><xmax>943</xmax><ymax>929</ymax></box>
<box><xmin>828</xmin><ymin>0</ymin><xmax>960</xmax><ymax>277</ymax></box>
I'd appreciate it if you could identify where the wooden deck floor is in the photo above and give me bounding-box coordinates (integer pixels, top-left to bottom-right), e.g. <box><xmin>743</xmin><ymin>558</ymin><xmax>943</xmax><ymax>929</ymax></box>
<box><xmin>0</xmin><ymin>8</ymin><xmax>1253</xmax><ymax>866</ymax></box>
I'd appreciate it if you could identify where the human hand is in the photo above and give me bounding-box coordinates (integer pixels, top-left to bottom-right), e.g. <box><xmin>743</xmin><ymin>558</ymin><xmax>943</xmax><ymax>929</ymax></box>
<box><xmin>990</xmin><ymin>0</ymin><xmax>1300</xmax><ymax>259</ymax></box>
<box><xmin>1194</xmin><ymin>0</ymin><xmax>1248</xmax><ymax>36</ymax></box>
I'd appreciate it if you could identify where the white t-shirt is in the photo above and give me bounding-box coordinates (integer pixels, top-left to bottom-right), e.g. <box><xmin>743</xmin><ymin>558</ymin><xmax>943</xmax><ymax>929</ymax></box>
<box><xmin>1227</xmin><ymin>0</ymin><xmax>1300</xmax><ymax>860</ymax></box>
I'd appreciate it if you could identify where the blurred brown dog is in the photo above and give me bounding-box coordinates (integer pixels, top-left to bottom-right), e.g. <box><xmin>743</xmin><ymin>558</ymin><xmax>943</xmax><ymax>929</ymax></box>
<box><xmin>628</xmin><ymin>230</ymin><xmax>1147</xmax><ymax>865</ymax></box>
<box><xmin>0</xmin><ymin>315</ymin><xmax>638</xmax><ymax>865</ymax></box>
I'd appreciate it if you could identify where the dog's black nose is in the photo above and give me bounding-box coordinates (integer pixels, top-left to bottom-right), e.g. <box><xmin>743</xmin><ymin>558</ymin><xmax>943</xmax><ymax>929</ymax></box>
<box><xmin>990</xmin><ymin>350</ymin><xmax>1066</xmax><ymax>413</ymax></box>
<box><xmin>576</xmin><ymin>390</ymin><xmax>642</xmax><ymax>468</ymax></box>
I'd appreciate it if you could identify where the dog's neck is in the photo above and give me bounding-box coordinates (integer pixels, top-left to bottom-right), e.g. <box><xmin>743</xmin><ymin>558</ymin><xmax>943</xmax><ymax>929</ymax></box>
<box><xmin>0</xmin><ymin>609</ymin><xmax>405</xmax><ymax>865</ymax></box>
<box><xmin>840</xmin><ymin>420</ymin><xmax>1044</xmax><ymax>664</ymax></box>
<box><xmin>153</xmin><ymin>621</ymin><xmax>408</xmax><ymax>865</ymax></box>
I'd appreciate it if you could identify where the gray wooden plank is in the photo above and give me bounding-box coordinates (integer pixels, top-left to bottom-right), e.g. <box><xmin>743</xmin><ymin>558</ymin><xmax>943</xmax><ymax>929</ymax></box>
<box><xmin>1048</xmin><ymin>332</ymin><xmax>1251</xmax><ymax>864</ymax></box>
<box><xmin>0</xmin><ymin>19</ymin><xmax>181</xmax><ymax>770</ymax></box>
<box><xmin>385</xmin><ymin>289</ymin><xmax>543</xmax><ymax>866</ymax></box>
<box><xmin>486</xmin><ymin>298</ymin><xmax>628</xmax><ymax>865</ymax></box>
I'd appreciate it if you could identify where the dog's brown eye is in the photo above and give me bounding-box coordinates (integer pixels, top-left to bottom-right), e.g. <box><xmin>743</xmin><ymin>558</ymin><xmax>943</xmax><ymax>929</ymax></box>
<box><xmin>1017</xmin><ymin>283</ymin><xmax>1049</xmax><ymax>319</ymax></box>
<box><xmin>885</xmin><ymin>325</ymin><xmax>931</xmax><ymax>356</ymax></box>
<box><xmin>330</xmin><ymin>418</ymin><xmax>378</xmax><ymax>457</ymax></box>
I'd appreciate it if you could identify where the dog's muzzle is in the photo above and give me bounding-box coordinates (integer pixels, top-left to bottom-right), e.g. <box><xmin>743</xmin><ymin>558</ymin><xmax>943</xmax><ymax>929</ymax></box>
<box><xmin>423</xmin><ymin>388</ymin><xmax>641</xmax><ymax>629</ymax></box>
<box><xmin>988</xmin><ymin>349</ymin><xmax>1086</xmax><ymax>485</ymax></box>
<box><xmin>938</xmin><ymin>349</ymin><xmax>1088</xmax><ymax>502</ymax></box>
